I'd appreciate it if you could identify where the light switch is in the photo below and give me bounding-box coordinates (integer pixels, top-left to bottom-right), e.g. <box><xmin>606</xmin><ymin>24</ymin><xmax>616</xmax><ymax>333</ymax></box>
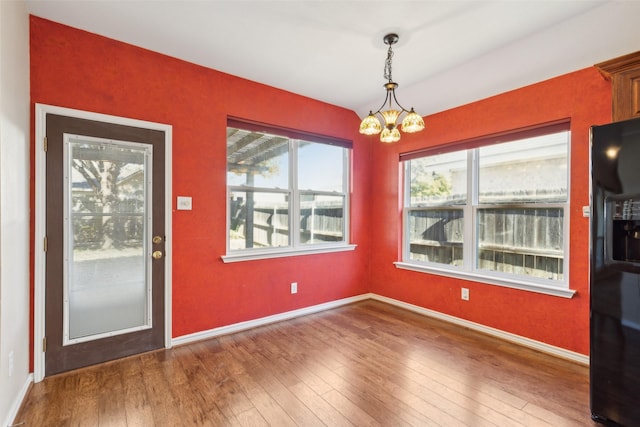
<box><xmin>177</xmin><ymin>196</ymin><xmax>192</xmax><ymax>210</ymax></box>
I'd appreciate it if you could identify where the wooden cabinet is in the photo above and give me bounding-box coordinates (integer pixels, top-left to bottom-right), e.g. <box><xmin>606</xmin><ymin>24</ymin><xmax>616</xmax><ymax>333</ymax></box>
<box><xmin>596</xmin><ymin>51</ymin><xmax>640</xmax><ymax>122</ymax></box>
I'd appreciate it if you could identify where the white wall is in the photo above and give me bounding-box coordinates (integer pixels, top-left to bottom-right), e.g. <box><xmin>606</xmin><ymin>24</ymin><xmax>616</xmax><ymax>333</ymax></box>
<box><xmin>0</xmin><ymin>1</ymin><xmax>32</xmax><ymax>425</ymax></box>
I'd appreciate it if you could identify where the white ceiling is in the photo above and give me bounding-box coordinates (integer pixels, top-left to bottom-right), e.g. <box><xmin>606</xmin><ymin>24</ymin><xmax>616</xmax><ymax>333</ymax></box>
<box><xmin>24</xmin><ymin>0</ymin><xmax>640</xmax><ymax>119</ymax></box>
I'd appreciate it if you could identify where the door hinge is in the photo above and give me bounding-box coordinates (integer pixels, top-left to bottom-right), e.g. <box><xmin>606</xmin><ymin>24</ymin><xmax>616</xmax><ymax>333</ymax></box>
<box><xmin>44</xmin><ymin>236</ymin><xmax>48</xmax><ymax>252</ymax></box>
<box><xmin>43</xmin><ymin>136</ymin><xmax>48</xmax><ymax>152</ymax></box>
<box><xmin>42</xmin><ymin>336</ymin><xmax>47</xmax><ymax>353</ymax></box>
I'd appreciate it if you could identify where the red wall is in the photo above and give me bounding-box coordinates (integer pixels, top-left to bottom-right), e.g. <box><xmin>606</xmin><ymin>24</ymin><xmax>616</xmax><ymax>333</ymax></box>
<box><xmin>368</xmin><ymin>67</ymin><xmax>612</xmax><ymax>355</ymax></box>
<box><xmin>30</xmin><ymin>15</ymin><xmax>612</xmax><ymax>359</ymax></box>
<box><xmin>29</xmin><ymin>16</ymin><xmax>372</xmax><ymax>340</ymax></box>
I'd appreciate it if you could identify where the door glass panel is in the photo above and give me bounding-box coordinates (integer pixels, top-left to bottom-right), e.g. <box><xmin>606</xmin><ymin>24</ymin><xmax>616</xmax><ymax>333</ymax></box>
<box><xmin>64</xmin><ymin>135</ymin><xmax>152</xmax><ymax>344</ymax></box>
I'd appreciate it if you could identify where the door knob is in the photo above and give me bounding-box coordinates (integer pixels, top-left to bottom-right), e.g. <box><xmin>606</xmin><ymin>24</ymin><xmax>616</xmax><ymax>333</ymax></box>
<box><xmin>152</xmin><ymin>235</ymin><xmax>163</xmax><ymax>244</ymax></box>
<box><xmin>152</xmin><ymin>250</ymin><xmax>163</xmax><ymax>260</ymax></box>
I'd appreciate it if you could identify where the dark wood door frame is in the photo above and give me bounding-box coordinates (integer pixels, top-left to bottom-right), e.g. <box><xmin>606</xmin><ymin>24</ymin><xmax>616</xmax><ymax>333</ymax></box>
<box><xmin>34</xmin><ymin>104</ymin><xmax>173</xmax><ymax>382</ymax></box>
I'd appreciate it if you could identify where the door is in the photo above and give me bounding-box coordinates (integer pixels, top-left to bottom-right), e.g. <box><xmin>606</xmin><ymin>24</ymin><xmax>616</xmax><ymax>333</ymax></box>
<box><xmin>45</xmin><ymin>114</ymin><xmax>166</xmax><ymax>376</ymax></box>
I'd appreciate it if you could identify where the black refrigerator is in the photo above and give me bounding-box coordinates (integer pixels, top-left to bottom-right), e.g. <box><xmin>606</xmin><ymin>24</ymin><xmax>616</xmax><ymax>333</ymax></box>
<box><xmin>591</xmin><ymin>116</ymin><xmax>640</xmax><ymax>426</ymax></box>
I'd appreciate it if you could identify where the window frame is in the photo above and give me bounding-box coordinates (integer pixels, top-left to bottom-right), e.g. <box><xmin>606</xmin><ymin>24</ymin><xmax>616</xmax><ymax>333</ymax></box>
<box><xmin>222</xmin><ymin>118</ymin><xmax>355</xmax><ymax>263</ymax></box>
<box><xmin>396</xmin><ymin>123</ymin><xmax>575</xmax><ymax>298</ymax></box>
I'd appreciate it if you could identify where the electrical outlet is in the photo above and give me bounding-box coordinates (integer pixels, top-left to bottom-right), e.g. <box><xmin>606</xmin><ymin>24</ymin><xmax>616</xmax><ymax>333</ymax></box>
<box><xmin>461</xmin><ymin>288</ymin><xmax>470</xmax><ymax>301</ymax></box>
<box><xmin>291</xmin><ymin>282</ymin><xmax>298</xmax><ymax>294</ymax></box>
<box><xmin>8</xmin><ymin>351</ymin><xmax>14</xmax><ymax>377</ymax></box>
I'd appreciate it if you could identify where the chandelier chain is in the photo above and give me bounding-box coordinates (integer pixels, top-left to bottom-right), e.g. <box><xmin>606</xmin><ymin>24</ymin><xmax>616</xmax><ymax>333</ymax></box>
<box><xmin>384</xmin><ymin>44</ymin><xmax>394</xmax><ymax>82</ymax></box>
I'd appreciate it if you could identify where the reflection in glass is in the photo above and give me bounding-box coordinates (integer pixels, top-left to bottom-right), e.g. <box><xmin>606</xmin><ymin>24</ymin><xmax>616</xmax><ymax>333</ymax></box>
<box><xmin>226</xmin><ymin>128</ymin><xmax>289</xmax><ymax>189</ymax></box>
<box><xmin>65</xmin><ymin>137</ymin><xmax>151</xmax><ymax>342</ymax></box>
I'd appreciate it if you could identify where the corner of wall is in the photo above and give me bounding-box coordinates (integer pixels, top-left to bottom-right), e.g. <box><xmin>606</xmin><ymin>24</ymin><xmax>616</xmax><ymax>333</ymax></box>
<box><xmin>0</xmin><ymin>0</ymin><xmax>32</xmax><ymax>425</ymax></box>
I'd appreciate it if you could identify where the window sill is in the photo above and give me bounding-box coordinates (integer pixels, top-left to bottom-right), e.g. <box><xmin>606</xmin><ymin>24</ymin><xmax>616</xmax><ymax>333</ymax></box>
<box><xmin>222</xmin><ymin>244</ymin><xmax>357</xmax><ymax>263</ymax></box>
<box><xmin>393</xmin><ymin>262</ymin><xmax>576</xmax><ymax>298</ymax></box>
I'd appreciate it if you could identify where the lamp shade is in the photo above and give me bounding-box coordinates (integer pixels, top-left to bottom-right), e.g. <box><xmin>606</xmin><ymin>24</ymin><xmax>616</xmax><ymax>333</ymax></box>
<box><xmin>380</xmin><ymin>127</ymin><xmax>401</xmax><ymax>143</ymax></box>
<box><xmin>380</xmin><ymin>109</ymin><xmax>401</xmax><ymax>128</ymax></box>
<box><xmin>359</xmin><ymin>112</ymin><xmax>382</xmax><ymax>135</ymax></box>
<box><xmin>401</xmin><ymin>109</ymin><xmax>425</xmax><ymax>133</ymax></box>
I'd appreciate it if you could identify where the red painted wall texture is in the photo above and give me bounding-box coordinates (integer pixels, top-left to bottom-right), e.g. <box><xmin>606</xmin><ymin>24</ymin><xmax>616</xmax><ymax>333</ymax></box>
<box><xmin>29</xmin><ymin>16</ymin><xmax>372</xmax><ymax>341</ymax></box>
<box><xmin>30</xmin><ymin>15</ymin><xmax>612</xmax><ymax>359</ymax></box>
<box><xmin>367</xmin><ymin>67</ymin><xmax>612</xmax><ymax>355</ymax></box>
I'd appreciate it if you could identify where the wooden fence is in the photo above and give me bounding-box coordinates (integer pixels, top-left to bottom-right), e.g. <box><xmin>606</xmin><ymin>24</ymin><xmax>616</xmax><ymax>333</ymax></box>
<box><xmin>408</xmin><ymin>208</ymin><xmax>564</xmax><ymax>279</ymax></box>
<box><xmin>230</xmin><ymin>200</ymin><xmax>344</xmax><ymax>248</ymax></box>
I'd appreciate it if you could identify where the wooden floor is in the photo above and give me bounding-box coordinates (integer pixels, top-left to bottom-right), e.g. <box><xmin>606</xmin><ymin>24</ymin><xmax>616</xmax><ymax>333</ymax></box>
<box><xmin>15</xmin><ymin>301</ymin><xmax>596</xmax><ymax>426</ymax></box>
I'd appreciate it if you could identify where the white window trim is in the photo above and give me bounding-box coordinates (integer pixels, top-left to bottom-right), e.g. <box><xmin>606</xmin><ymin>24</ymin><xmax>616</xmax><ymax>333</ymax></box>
<box><xmin>394</xmin><ymin>261</ymin><xmax>575</xmax><ymax>298</ymax></box>
<box><xmin>225</xmin><ymin>130</ymin><xmax>351</xmax><ymax>259</ymax></box>
<box><xmin>400</xmin><ymin>130</ymin><xmax>575</xmax><ymax>298</ymax></box>
<box><xmin>222</xmin><ymin>243</ymin><xmax>357</xmax><ymax>263</ymax></box>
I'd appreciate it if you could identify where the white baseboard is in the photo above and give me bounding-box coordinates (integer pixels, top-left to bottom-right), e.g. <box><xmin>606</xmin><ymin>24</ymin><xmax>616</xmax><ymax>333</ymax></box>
<box><xmin>173</xmin><ymin>292</ymin><xmax>588</xmax><ymax>366</ymax></box>
<box><xmin>370</xmin><ymin>294</ymin><xmax>589</xmax><ymax>365</ymax></box>
<box><xmin>172</xmin><ymin>294</ymin><xmax>370</xmax><ymax>347</ymax></box>
<box><xmin>4</xmin><ymin>373</ymin><xmax>33</xmax><ymax>427</ymax></box>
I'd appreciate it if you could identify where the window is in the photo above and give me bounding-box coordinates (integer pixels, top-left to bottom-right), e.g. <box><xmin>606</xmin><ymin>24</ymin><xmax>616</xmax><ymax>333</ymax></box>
<box><xmin>224</xmin><ymin>119</ymin><xmax>353</xmax><ymax>262</ymax></box>
<box><xmin>398</xmin><ymin>124</ymin><xmax>573</xmax><ymax>297</ymax></box>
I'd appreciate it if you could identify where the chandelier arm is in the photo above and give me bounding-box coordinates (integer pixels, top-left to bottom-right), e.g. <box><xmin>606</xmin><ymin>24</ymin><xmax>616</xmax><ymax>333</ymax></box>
<box><xmin>390</xmin><ymin>88</ymin><xmax>410</xmax><ymax>113</ymax></box>
<box><xmin>372</xmin><ymin>90</ymin><xmax>393</xmax><ymax>116</ymax></box>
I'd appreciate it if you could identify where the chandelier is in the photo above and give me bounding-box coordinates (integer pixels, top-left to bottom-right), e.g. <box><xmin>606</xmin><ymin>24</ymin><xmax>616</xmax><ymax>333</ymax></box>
<box><xmin>359</xmin><ymin>33</ymin><xmax>425</xmax><ymax>143</ymax></box>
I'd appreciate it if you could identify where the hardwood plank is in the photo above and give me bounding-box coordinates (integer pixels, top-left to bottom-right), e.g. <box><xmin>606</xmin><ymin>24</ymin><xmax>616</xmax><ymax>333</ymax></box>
<box><xmin>345</xmin><ymin>302</ymin><xmax>591</xmax><ymax>425</ymax></box>
<box><xmin>96</xmin><ymin>363</ymin><xmax>127</xmax><ymax>426</ymax></box>
<box><xmin>235</xmin><ymin>375</ymin><xmax>297</xmax><ymax>427</ymax></box>
<box><xmin>167</xmin><ymin>346</ymin><xmax>226</xmax><ymax>426</ymax></box>
<box><xmin>207</xmin><ymin>348</ymin><xmax>261</xmax><ymax>417</ymax></box>
<box><xmin>312</xmin><ymin>316</ymin><xmax>501</xmax><ymax>426</ymax></box>
<box><xmin>119</xmin><ymin>356</ymin><xmax>155</xmax><ymax>426</ymax></box>
<box><xmin>14</xmin><ymin>301</ymin><xmax>597</xmax><ymax>427</ymax></box>
<box><xmin>66</xmin><ymin>368</ymin><xmax>101</xmax><ymax>426</ymax></box>
<box><xmin>324</xmin><ymin>310</ymin><xmax>540</xmax><ymax>425</ymax></box>
<box><xmin>291</xmin><ymin>340</ymin><xmax>462</xmax><ymax>426</ymax></box>
<box><xmin>138</xmin><ymin>351</ymin><xmax>189</xmax><ymax>427</ymax></box>
<box><xmin>243</xmin><ymin>364</ymin><xmax>325</xmax><ymax>427</ymax></box>
<box><xmin>323</xmin><ymin>389</ymin><xmax>383</xmax><ymax>427</ymax></box>
<box><xmin>288</xmin><ymin>381</ymin><xmax>353</xmax><ymax>427</ymax></box>
<box><xmin>235</xmin><ymin>407</ymin><xmax>269</xmax><ymax>427</ymax></box>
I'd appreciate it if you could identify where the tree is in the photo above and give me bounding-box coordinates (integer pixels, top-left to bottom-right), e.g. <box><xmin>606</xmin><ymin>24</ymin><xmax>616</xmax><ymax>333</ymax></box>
<box><xmin>71</xmin><ymin>144</ymin><xmax>144</xmax><ymax>250</ymax></box>
<box><xmin>410</xmin><ymin>164</ymin><xmax>452</xmax><ymax>199</ymax></box>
